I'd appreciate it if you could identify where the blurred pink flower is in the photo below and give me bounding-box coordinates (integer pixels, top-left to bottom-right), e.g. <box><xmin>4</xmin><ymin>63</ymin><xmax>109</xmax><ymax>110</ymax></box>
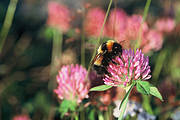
<box><xmin>84</xmin><ymin>7</ymin><xmax>107</xmax><ymax>37</ymax></box>
<box><xmin>106</xmin><ymin>8</ymin><xmax>128</xmax><ymax>42</ymax></box>
<box><xmin>47</xmin><ymin>2</ymin><xmax>71</xmax><ymax>32</ymax></box>
<box><xmin>155</xmin><ymin>18</ymin><xmax>175</xmax><ymax>33</ymax></box>
<box><xmin>125</xmin><ymin>15</ymin><xmax>148</xmax><ymax>41</ymax></box>
<box><xmin>142</xmin><ymin>30</ymin><xmax>163</xmax><ymax>53</ymax></box>
<box><xmin>103</xmin><ymin>49</ymin><xmax>151</xmax><ymax>86</ymax></box>
<box><xmin>12</xmin><ymin>114</ymin><xmax>30</xmax><ymax>120</ymax></box>
<box><xmin>54</xmin><ymin>64</ymin><xmax>89</xmax><ymax>104</ymax></box>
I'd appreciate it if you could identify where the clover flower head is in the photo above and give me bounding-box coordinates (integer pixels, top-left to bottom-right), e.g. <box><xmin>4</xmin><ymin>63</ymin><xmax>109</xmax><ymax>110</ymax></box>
<box><xmin>126</xmin><ymin>15</ymin><xmax>148</xmax><ymax>41</ymax></box>
<box><xmin>84</xmin><ymin>7</ymin><xmax>107</xmax><ymax>37</ymax></box>
<box><xmin>12</xmin><ymin>114</ymin><xmax>31</xmax><ymax>120</ymax></box>
<box><xmin>54</xmin><ymin>64</ymin><xmax>89</xmax><ymax>104</ymax></box>
<box><xmin>155</xmin><ymin>18</ymin><xmax>175</xmax><ymax>33</ymax></box>
<box><xmin>47</xmin><ymin>1</ymin><xmax>71</xmax><ymax>32</ymax></box>
<box><xmin>142</xmin><ymin>29</ymin><xmax>163</xmax><ymax>53</ymax></box>
<box><xmin>103</xmin><ymin>49</ymin><xmax>151</xmax><ymax>87</ymax></box>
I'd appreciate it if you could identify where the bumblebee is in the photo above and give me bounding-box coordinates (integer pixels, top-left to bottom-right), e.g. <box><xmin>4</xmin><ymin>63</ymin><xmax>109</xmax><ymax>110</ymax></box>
<box><xmin>92</xmin><ymin>40</ymin><xmax>122</xmax><ymax>75</ymax></box>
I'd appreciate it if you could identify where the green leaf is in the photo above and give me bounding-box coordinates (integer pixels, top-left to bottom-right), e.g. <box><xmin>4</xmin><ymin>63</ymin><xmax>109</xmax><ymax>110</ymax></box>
<box><xmin>90</xmin><ymin>85</ymin><xmax>112</xmax><ymax>91</ymax></box>
<box><xmin>136</xmin><ymin>81</ymin><xmax>151</xmax><ymax>95</ymax></box>
<box><xmin>59</xmin><ymin>100</ymin><xmax>77</xmax><ymax>118</ymax></box>
<box><xmin>150</xmin><ymin>86</ymin><xmax>163</xmax><ymax>101</ymax></box>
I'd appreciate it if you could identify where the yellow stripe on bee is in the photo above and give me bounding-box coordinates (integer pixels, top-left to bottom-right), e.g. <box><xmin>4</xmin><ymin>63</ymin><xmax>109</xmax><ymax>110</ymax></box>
<box><xmin>94</xmin><ymin>56</ymin><xmax>103</xmax><ymax>65</ymax></box>
<box><xmin>106</xmin><ymin>40</ymin><xmax>114</xmax><ymax>52</ymax></box>
<box><xmin>97</xmin><ymin>45</ymin><xmax>103</xmax><ymax>53</ymax></box>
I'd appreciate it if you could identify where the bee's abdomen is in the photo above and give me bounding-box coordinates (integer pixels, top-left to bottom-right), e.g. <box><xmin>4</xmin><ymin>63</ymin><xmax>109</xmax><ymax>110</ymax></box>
<box><xmin>93</xmin><ymin>64</ymin><xmax>109</xmax><ymax>75</ymax></box>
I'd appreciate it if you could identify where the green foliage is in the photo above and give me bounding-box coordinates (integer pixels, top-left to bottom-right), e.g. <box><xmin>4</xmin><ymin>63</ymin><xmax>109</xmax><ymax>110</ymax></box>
<box><xmin>59</xmin><ymin>99</ymin><xmax>77</xmax><ymax>118</ymax></box>
<box><xmin>118</xmin><ymin>83</ymin><xmax>135</xmax><ymax>120</ymax></box>
<box><xmin>87</xmin><ymin>37</ymin><xmax>110</xmax><ymax>45</ymax></box>
<box><xmin>142</xmin><ymin>95</ymin><xmax>153</xmax><ymax>115</ymax></box>
<box><xmin>44</xmin><ymin>27</ymin><xmax>54</xmax><ymax>39</ymax></box>
<box><xmin>136</xmin><ymin>80</ymin><xmax>163</xmax><ymax>101</ymax></box>
<box><xmin>149</xmin><ymin>86</ymin><xmax>163</xmax><ymax>101</ymax></box>
<box><xmin>88</xmin><ymin>109</ymin><xmax>95</xmax><ymax>120</ymax></box>
<box><xmin>136</xmin><ymin>81</ymin><xmax>150</xmax><ymax>95</ymax></box>
<box><xmin>90</xmin><ymin>85</ymin><xmax>112</xmax><ymax>91</ymax></box>
<box><xmin>34</xmin><ymin>92</ymin><xmax>51</xmax><ymax>113</ymax></box>
<box><xmin>24</xmin><ymin>92</ymin><xmax>51</xmax><ymax>117</ymax></box>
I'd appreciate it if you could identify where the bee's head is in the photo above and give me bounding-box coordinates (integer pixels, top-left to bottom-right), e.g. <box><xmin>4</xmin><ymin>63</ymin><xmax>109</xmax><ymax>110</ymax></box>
<box><xmin>112</xmin><ymin>42</ymin><xmax>122</xmax><ymax>55</ymax></box>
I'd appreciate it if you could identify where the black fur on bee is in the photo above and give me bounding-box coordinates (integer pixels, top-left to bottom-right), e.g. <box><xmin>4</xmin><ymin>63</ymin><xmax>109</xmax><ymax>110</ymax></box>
<box><xmin>92</xmin><ymin>40</ymin><xmax>122</xmax><ymax>76</ymax></box>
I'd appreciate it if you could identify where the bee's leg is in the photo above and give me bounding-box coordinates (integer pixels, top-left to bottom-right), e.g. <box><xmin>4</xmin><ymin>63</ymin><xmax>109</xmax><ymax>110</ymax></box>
<box><xmin>112</xmin><ymin>60</ymin><xmax>118</xmax><ymax>65</ymax></box>
<box><xmin>103</xmin><ymin>66</ymin><xmax>112</xmax><ymax>77</ymax></box>
<box><xmin>100</xmin><ymin>58</ymin><xmax>112</xmax><ymax>77</ymax></box>
<box><xmin>111</xmin><ymin>52</ymin><xmax>122</xmax><ymax>65</ymax></box>
<box><xmin>93</xmin><ymin>65</ymin><xmax>106</xmax><ymax>75</ymax></box>
<box><xmin>101</xmin><ymin>56</ymin><xmax>110</xmax><ymax>66</ymax></box>
<box><xmin>93</xmin><ymin>64</ymin><xmax>112</xmax><ymax>77</ymax></box>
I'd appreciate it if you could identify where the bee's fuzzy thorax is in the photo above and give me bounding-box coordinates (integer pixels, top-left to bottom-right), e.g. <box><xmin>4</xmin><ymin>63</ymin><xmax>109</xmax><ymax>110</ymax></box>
<box><xmin>92</xmin><ymin>40</ymin><xmax>122</xmax><ymax>75</ymax></box>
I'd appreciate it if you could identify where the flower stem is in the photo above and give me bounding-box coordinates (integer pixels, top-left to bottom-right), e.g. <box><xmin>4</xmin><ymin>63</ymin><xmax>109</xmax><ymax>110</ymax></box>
<box><xmin>108</xmin><ymin>106</ymin><xmax>112</xmax><ymax>120</ymax></box>
<box><xmin>152</xmin><ymin>49</ymin><xmax>167</xmax><ymax>84</ymax></box>
<box><xmin>49</xmin><ymin>28</ymin><xmax>63</xmax><ymax>90</ymax></box>
<box><xmin>142</xmin><ymin>0</ymin><xmax>152</xmax><ymax>21</ymax></box>
<box><xmin>0</xmin><ymin>0</ymin><xmax>18</xmax><ymax>53</ymax></box>
<box><xmin>142</xmin><ymin>95</ymin><xmax>153</xmax><ymax>115</ymax></box>
<box><xmin>75</xmin><ymin>115</ymin><xmax>78</xmax><ymax>120</ymax></box>
<box><xmin>98</xmin><ymin>112</ymin><xmax>104</xmax><ymax>120</ymax></box>
<box><xmin>72</xmin><ymin>111</ymin><xmax>79</xmax><ymax>120</ymax></box>
<box><xmin>81</xmin><ymin>9</ymin><xmax>86</xmax><ymax>67</ymax></box>
<box><xmin>80</xmin><ymin>104</ymin><xmax>85</xmax><ymax>120</ymax></box>
<box><xmin>81</xmin><ymin>28</ymin><xmax>85</xmax><ymax>67</ymax></box>
<box><xmin>135</xmin><ymin>0</ymin><xmax>151</xmax><ymax>49</ymax></box>
<box><xmin>86</xmin><ymin>0</ymin><xmax>113</xmax><ymax>76</ymax></box>
<box><xmin>118</xmin><ymin>83</ymin><xmax>135</xmax><ymax>120</ymax></box>
<box><xmin>105</xmin><ymin>110</ymin><xmax>109</xmax><ymax>120</ymax></box>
